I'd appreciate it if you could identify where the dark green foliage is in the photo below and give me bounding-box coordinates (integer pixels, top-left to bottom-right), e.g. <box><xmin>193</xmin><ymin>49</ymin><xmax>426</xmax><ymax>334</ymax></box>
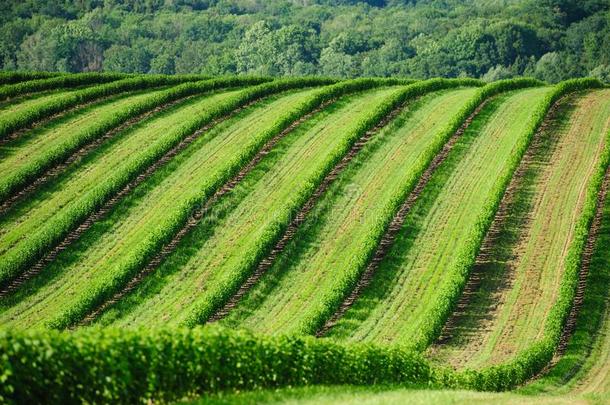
<box><xmin>0</xmin><ymin>70</ymin><xmax>65</xmax><ymax>84</ymax></box>
<box><xmin>1</xmin><ymin>1</ymin><xmax>609</xmax><ymax>80</ymax></box>
<box><xmin>0</xmin><ymin>326</ymin><xmax>432</xmax><ymax>404</ymax></box>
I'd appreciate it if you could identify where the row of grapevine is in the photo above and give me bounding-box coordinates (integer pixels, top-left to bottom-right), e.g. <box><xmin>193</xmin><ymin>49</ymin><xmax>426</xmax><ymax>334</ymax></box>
<box><xmin>0</xmin><ymin>76</ymin><xmax>270</xmax><ymax>203</ymax></box>
<box><xmin>0</xmin><ymin>77</ymin><xmax>334</xmax><ymax>290</ymax></box>
<box><xmin>0</xmin><ymin>73</ymin><xmax>240</xmax><ymax>140</ymax></box>
<box><xmin>446</xmin><ymin>78</ymin><xmax>609</xmax><ymax>390</ymax></box>
<box><xmin>0</xmin><ymin>71</ymin><xmax>65</xmax><ymax>85</ymax></box>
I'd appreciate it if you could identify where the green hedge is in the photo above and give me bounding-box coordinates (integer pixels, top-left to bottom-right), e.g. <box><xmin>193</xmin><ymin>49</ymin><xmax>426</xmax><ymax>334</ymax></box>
<box><xmin>48</xmin><ymin>77</ymin><xmax>413</xmax><ymax>329</ymax></box>
<box><xmin>0</xmin><ymin>76</ymin><xmax>280</xmax><ymax>203</ymax></box>
<box><xmin>0</xmin><ymin>326</ymin><xmax>431</xmax><ymax>404</ymax></box>
<box><xmin>0</xmin><ymin>77</ymin><xmax>336</xmax><ymax>291</ymax></box>
<box><xmin>0</xmin><ymin>71</ymin><xmax>66</xmax><ymax>85</ymax></box>
<box><xmin>0</xmin><ymin>73</ymin><xmax>251</xmax><ymax>140</ymax></box>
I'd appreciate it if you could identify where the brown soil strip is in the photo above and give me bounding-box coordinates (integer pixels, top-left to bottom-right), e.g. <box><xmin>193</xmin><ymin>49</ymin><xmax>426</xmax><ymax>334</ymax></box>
<box><xmin>0</xmin><ymin>98</ymin><xmax>262</xmax><ymax>299</ymax></box>
<box><xmin>0</xmin><ymin>95</ymin><xmax>197</xmax><ymax>216</ymax></box>
<box><xmin>431</xmin><ymin>100</ymin><xmax>563</xmax><ymax>347</ymax></box>
<box><xmin>206</xmin><ymin>100</ymin><xmax>413</xmax><ymax>324</ymax></box>
<box><xmin>315</xmin><ymin>99</ymin><xmax>491</xmax><ymax>338</ymax></box>
<box><xmin>76</xmin><ymin>100</ymin><xmax>336</xmax><ymax>327</ymax></box>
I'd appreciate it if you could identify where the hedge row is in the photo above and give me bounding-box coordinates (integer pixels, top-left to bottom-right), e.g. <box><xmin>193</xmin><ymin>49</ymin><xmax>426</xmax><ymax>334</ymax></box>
<box><xmin>294</xmin><ymin>78</ymin><xmax>547</xmax><ymax>336</ymax></box>
<box><xmin>0</xmin><ymin>77</ymin><xmax>334</xmax><ymax>291</ymax></box>
<box><xmin>0</xmin><ymin>326</ymin><xmax>432</xmax><ymax>404</ymax></box>
<box><xmin>48</xmin><ymin>77</ymin><xmax>413</xmax><ymax>329</ymax></box>
<box><xmin>0</xmin><ymin>72</ymin><xmax>130</xmax><ymax>100</ymax></box>
<box><xmin>440</xmin><ymin>78</ymin><xmax>609</xmax><ymax>391</ymax></box>
<box><xmin>0</xmin><ymin>76</ymin><xmax>276</xmax><ymax>203</ymax></box>
<box><xmin>0</xmin><ymin>73</ymin><xmax>248</xmax><ymax>140</ymax></box>
<box><xmin>0</xmin><ymin>71</ymin><xmax>65</xmax><ymax>85</ymax></box>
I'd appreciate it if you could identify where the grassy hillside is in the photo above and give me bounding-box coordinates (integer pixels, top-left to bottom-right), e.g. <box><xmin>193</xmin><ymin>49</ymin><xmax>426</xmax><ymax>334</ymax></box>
<box><xmin>0</xmin><ymin>73</ymin><xmax>608</xmax><ymax>404</ymax></box>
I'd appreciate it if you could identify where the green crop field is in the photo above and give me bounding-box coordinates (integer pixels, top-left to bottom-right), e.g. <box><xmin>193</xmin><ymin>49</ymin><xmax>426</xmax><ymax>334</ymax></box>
<box><xmin>0</xmin><ymin>74</ymin><xmax>609</xmax><ymax>405</ymax></box>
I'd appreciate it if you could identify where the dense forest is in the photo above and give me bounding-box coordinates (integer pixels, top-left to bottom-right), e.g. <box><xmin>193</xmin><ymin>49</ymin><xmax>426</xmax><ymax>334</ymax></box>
<box><xmin>1</xmin><ymin>0</ymin><xmax>609</xmax><ymax>82</ymax></box>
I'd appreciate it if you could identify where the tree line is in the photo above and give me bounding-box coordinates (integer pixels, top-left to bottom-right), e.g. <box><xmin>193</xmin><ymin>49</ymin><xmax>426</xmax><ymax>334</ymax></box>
<box><xmin>1</xmin><ymin>0</ymin><xmax>609</xmax><ymax>82</ymax></box>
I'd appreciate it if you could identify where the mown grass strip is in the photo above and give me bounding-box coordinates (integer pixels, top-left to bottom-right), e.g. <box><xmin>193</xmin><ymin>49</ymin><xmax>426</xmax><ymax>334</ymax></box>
<box><xmin>0</xmin><ymin>74</ymin><xmax>252</xmax><ymax>140</ymax></box>
<box><xmin>428</xmin><ymin>89</ymin><xmax>610</xmax><ymax>370</ymax></box>
<box><xmin>93</xmin><ymin>84</ymin><xmax>415</xmax><ymax>329</ymax></box>
<box><xmin>0</xmin><ymin>76</ymin><xmax>274</xmax><ymax>204</ymax></box>
<box><xmin>0</xmin><ymin>79</ymin><xmax>332</xmax><ymax>291</ymax></box>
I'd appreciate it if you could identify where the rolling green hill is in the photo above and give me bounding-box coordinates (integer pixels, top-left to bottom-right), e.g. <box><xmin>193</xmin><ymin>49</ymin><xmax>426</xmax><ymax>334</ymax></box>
<box><xmin>0</xmin><ymin>73</ymin><xmax>609</xmax><ymax>404</ymax></box>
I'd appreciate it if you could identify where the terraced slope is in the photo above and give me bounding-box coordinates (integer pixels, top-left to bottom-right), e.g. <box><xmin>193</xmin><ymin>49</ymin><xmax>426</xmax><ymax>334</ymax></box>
<box><xmin>93</xmin><ymin>86</ymin><xmax>406</xmax><ymax>328</ymax></box>
<box><xmin>0</xmin><ymin>88</ymin><xmax>248</xmax><ymax>289</ymax></box>
<box><xmin>220</xmin><ymin>87</ymin><xmax>479</xmax><ymax>335</ymax></box>
<box><xmin>0</xmin><ymin>87</ymin><xmax>331</xmax><ymax>329</ymax></box>
<box><xmin>0</xmin><ymin>88</ymin><xmax>169</xmax><ymax>202</ymax></box>
<box><xmin>428</xmin><ymin>89</ymin><xmax>610</xmax><ymax>368</ymax></box>
<box><xmin>324</xmin><ymin>87</ymin><xmax>554</xmax><ymax>348</ymax></box>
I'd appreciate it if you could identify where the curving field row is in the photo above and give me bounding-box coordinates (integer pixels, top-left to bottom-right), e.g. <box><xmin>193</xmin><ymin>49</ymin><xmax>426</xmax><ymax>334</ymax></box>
<box><xmin>221</xmin><ymin>87</ymin><xmax>481</xmax><ymax>335</ymax></box>
<box><xmin>0</xmin><ymin>74</ymin><xmax>609</xmax><ymax>404</ymax></box>
<box><xmin>429</xmin><ymin>89</ymin><xmax>610</xmax><ymax>369</ymax></box>
<box><xmin>325</xmin><ymin>87</ymin><xmax>554</xmax><ymax>348</ymax></box>
<box><xmin>96</xmin><ymin>85</ymin><xmax>408</xmax><ymax>329</ymax></box>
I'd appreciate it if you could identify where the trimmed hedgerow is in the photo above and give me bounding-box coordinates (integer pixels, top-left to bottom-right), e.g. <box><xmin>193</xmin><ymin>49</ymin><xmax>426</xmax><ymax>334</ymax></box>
<box><xmin>0</xmin><ymin>325</ymin><xmax>432</xmax><ymax>404</ymax></box>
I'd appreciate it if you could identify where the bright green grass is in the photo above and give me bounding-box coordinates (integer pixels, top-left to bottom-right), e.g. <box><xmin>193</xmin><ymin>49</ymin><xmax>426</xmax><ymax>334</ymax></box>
<box><xmin>186</xmin><ymin>385</ymin><xmax>583</xmax><ymax>405</ymax></box>
<box><xmin>0</xmin><ymin>88</ymin><xmax>169</xmax><ymax>199</ymax></box>
<box><xmin>0</xmin><ymin>88</ymin><xmax>325</xmax><ymax>329</ymax></box>
<box><xmin>95</xmin><ymin>86</ymin><xmax>405</xmax><ymax>328</ymax></box>
<box><xmin>221</xmin><ymin>87</ymin><xmax>479</xmax><ymax>336</ymax></box>
<box><xmin>0</xmin><ymin>88</ymin><xmax>245</xmax><ymax>287</ymax></box>
<box><xmin>324</xmin><ymin>87</ymin><xmax>553</xmax><ymax>348</ymax></box>
<box><xmin>429</xmin><ymin>89</ymin><xmax>610</xmax><ymax>368</ymax></box>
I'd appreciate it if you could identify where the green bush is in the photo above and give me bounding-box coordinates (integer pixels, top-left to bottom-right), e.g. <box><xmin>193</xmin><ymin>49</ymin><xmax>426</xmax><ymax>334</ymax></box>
<box><xmin>0</xmin><ymin>326</ymin><xmax>431</xmax><ymax>404</ymax></box>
